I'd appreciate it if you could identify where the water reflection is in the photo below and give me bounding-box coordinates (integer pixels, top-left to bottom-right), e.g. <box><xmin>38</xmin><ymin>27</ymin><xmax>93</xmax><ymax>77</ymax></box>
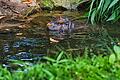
<box><xmin>0</xmin><ymin>34</ymin><xmax>49</xmax><ymax>61</ymax></box>
<box><xmin>0</xmin><ymin>13</ymin><xmax>120</xmax><ymax>69</ymax></box>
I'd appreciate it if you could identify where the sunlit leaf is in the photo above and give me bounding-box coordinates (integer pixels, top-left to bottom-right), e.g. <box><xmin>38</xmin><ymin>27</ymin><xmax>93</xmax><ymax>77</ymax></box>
<box><xmin>113</xmin><ymin>45</ymin><xmax>120</xmax><ymax>60</ymax></box>
<box><xmin>88</xmin><ymin>0</ymin><xmax>95</xmax><ymax>21</ymax></box>
<box><xmin>91</xmin><ymin>10</ymin><xmax>96</xmax><ymax>24</ymax></box>
<box><xmin>102</xmin><ymin>0</ymin><xmax>111</xmax><ymax>14</ymax></box>
<box><xmin>97</xmin><ymin>0</ymin><xmax>104</xmax><ymax>11</ymax></box>
<box><xmin>109</xmin><ymin>53</ymin><xmax>116</xmax><ymax>64</ymax></box>
<box><xmin>107</xmin><ymin>12</ymin><xmax>116</xmax><ymax>21</ymax></box>
<box><xmin>57</xmin><ymin>59</ymin><xmax>69</xmax><ymax>63</ymax></box>
<box><xmin>42</xmin><ymin>68</ymin><xmax>54</xmax><ymax>80</ymax></box>
<box><xmin>108</xmin><ymin>0</ymin><xmax>119</xmax><ymax>10</ymax></box>
<box><xmin>114</xmin><ymin>45</ymin><xmax>120</xmax><ymax>55</ymax></box>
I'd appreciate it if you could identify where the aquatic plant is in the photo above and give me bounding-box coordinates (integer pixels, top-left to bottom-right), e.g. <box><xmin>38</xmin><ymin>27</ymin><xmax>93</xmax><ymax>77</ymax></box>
<box><xmin>88</xmin><ymin>0</ymin><xmax>120</xmax><ymax>24</ymax></box>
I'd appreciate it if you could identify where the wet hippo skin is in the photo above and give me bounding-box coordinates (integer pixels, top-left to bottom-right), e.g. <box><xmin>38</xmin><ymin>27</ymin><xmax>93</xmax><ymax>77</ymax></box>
<box><xmin>47</xmin><ymin>16</ymin><xmax>74</xmax><ymax>41</ymax></box>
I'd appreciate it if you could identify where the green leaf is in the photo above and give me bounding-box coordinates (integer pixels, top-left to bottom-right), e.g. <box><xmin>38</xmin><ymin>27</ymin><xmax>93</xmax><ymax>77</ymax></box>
<box><xmin>114</xmin><ymin>45</ymin><xmax>120</xmax><ymax>54</ymax></box>
<box><xmin>88</xmin><ymin>0</ymin><xmax>96</xmax><ymax>21</ymax></box>
<box><xmin>108</xmin><ymin>0</ymin><xmax>119</xmax><ymax>9</ymax></box>
<box><xmin>43</xmin><ymin>57</ymin><xmax>56</xmax><ymax>62</ymax></box>
<box><xmin>83</xmin><ymin>47</ymin><xmax>89</xmax><ymax>58</ymax></box>
<box><xmin>42</xmin><ymin>68</ymin><xmax>54</xmax><ymax>80</ymax></box>
<box><xmin>42</xmin><ymin>0</ymin><xmax>54</xmax><ymax>9</ymax></box>
<box><xmin>107</xmin><ymin>12</ymin><xmax>116</xmax><ymax>21</ymax></box>
<box><xmin>91</xmin><ymin>10</ymin><xmax>96</xmax><ymax>24</ymax></box>
<box><xmin>56</xmin><ymin>51</ymin><xmax>64</xmax><ymax>62</ymax></box>
<box><xmin>109</xmin><ymin>53</ymin><xmax>116</xmax><ymax>64</ymax></box>
<box><xmin>57</xmin><ymin>59</ymin><xmax>69</xmax><ymax>63</ymax></box>
<box><xmin>106</xmin><ymin>45</ymin><xmax>114</xmax><ymax>54</ymax></box>
<box><xmin>113</xmin><ymin>45</ymin><xmax>120</xmax><ymax>60</ymax></box>
<box><xmin>97</xmin><ymin>0</ymin><xmax>104</xmax><ymax>11</ymax></box>
<box><xmin>102</xmin><ymin>0</ymin><xmax>111</xmax><ymax>14</ymax></box>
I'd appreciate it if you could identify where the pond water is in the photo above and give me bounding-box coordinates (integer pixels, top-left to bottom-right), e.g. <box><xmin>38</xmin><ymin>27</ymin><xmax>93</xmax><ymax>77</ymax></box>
<box><xmin>0</xmin><ymin>12</ymin><xmax>120</xmax><ymax>69</ymax></box>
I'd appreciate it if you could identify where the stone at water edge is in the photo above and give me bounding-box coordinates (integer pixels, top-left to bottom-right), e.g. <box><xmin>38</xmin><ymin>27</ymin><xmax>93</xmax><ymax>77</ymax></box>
<box><xmin>0</xmin><ymin>0</ymin><xmax>37</xmax><ymax>15</ymax></box>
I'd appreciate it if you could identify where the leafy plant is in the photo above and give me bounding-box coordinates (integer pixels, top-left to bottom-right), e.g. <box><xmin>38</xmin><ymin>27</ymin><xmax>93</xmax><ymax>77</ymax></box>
<box><xmin>43</xmin><ymin>51</ymin><xmax>69</xmax><ymax>64</ymax></box>
<box><xmin>109</xmin><ymin>53</ymin><xmax>116</xmax><ymax>64</ymax></box>
<box><xmin>113</xmin><ymin>45</ymin><xmax>120</xmax><ymax>60</ymax></box>
<box><xmin>0</xmin><ymin>50</ymin><xmax>120</xmax><ymax>79</ymax></box>
<box><xmin>108</xmin><ymin>44</ymin><xmax>120</xmax><ymax>64</ymax></box>
<box><xmin>88</xmin><ymin>0</ymin><xmax>120</xmax><ymax>24</ymax></box>
<box><xmin>41</xmin><ymin>0</ymin><xmax>54</xmax><ymax>9</ymax></box>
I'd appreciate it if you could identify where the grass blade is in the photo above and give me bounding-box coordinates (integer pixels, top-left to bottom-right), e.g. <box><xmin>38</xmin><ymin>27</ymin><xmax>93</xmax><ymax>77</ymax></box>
<box><xmin>43</xmin><ymin>57</ymin><xmax>56</xmax><ymax>62</ymax></box>
<box><xmin>88</xmin><ymin>0</ymin><xmax>96</xmax><ymax>22</ymax></box>
<box><xmin>91</xmin><ymin>9</ymin><xmax>96</xmax><ymax>24</ymax></box>
<box><xmin>102</xmin><ymin>0</ymin><xmax>111</xmax><ymax>14</ymax></box>
<box><xmin>56</xmin><ymin>51</ymin><xmax>64</xmax><ymax>62</ymax></box>
<box><xmin>108</xmin><ymin>0</ymin><xmax>119</xmax><ymax>9</ymax></box>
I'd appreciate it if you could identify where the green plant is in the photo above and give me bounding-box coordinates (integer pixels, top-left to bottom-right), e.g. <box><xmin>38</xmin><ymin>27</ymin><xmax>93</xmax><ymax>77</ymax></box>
<box><xmin>0</xmin><ymin>48</ymin><xmax>120</xmax><ymax>80</ymax></box>
<box><xmin>88</xmin><ymin>0</ymin><xmax>120</xmax><ymax>24</ymax></box>
<box><xmin>113</xmin><ymin>45</ymin><xmax>120</xmax><ymax>60</ymax></box>
<box><xmin>108</xmin><ymin>44</ymin><xmax>120</xmax><ymax>64</ymax></box>
<box><xmin>41</xmin><ymin>0</ymin><xmax>54</xmax><ymax>9</ymax></box>
<box><xmin>44</xmin><ymin>51</ymin><xmax>69</xmax><ymax>64</ymax></box>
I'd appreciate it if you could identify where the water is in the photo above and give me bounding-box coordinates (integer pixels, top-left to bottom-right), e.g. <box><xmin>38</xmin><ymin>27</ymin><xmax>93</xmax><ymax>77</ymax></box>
<box><xmin>0</xmin><ymin>12</ymin><xmax>120</xmax><ymax>69</ymax></box>
<box><xmin>0</xmin><ymin>26</ymin><xmax>49</xmax><ymax>59</ymax></box>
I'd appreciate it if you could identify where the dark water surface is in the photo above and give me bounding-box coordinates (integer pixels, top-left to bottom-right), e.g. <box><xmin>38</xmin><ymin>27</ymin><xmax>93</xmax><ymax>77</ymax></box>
<box><xmin>0</xmin><ymin>12</ymin><xmax>120</xmax><ymax>69</ymax></box>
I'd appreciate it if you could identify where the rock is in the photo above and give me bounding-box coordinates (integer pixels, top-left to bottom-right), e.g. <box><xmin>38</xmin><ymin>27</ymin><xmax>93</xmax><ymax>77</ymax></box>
<box><xmin>51</xmin><ymin>0</ymin><xmax>90</xmax><ymax>10</ymax></box>
<box><xmin>0</xmin><ymin>0</ymin><xmax>28</xmax><ymax>15</ymax></box>
<box><xmin>51</xmin><ymin>0</ymin><xmax>78</xmax><ymax>10</ymax></box>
